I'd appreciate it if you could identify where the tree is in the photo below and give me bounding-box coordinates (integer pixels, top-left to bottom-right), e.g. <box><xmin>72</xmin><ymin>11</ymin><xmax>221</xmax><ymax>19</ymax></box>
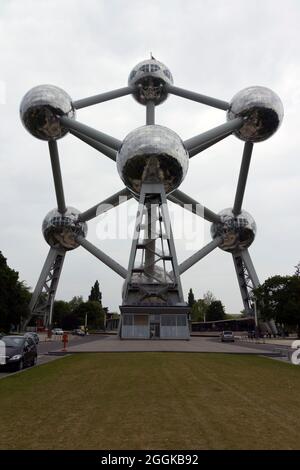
<box><xmin>191</xmin><ymin>299</ymin><xmax>207</xmax><ymax>322</ymax></box>
<box><xmin>203</xmin><ymin>290</ymin><xmax>216</xmax><ymax>307</ymax></box>
<box><xmin>254</xmin><ymin>275</ymin><xmax>300</xmax><ymax>337</ymax></box>
<box><xmin>188</xmin><ymin>288</ymin><xmax>195</xmax><ymax>308</ymax></box>
<box><xmin>52</xmin><ymin>300</ymin><xmax>72</xmax><ymax>327</ymax></box>
<box><xmin>68</xmin><ymin>296</ymin><xmax>84</xmax><ymax>312</ymax></box>
<box><xmin>206</xmin><ymin>300</ymin><xmax>226</xmax><ymax>321</ymax></box>
<box><xmin>73</xmin><ymin>301</ymin><xmax>105</xmax><ymax>330</ymax></box>
<box><xmin>0</xmin><ymin>252</ymin><xmax>30</xmax><ymax>332</ymax></box>
<box><xmin>294</xmin><ymin>262</ymin><xmax>300</xmax><ymax>277</ymax></box>
<box><xmin>89</xmin><ymin>280</ymin><xmax>102</xmax><ymax>304</ymax></box>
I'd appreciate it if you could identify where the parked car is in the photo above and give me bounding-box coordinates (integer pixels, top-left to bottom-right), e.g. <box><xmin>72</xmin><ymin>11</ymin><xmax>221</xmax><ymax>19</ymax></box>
<box><xmin>0</xmin><ymin>335</ymin><xmax>37</xmax><ymax>371</ymax></box>
<box><xmin>72</xmin><ymin>329</ymin><xmax>85</xmax><ymax>336</ymax></box>
<box><xmin>24</xmin><ymin>332</ymin><xmax>39</xmax><ymax>344</ymax></box>
<box><xmin>52</xmin><ymin>328</ymin><xmax>64</xmax><ymax>335</ymax></box>
<box><xmin>220</xmin><ymin>331</ymin><xmax>235</xmax><ymax>342</ymax></box>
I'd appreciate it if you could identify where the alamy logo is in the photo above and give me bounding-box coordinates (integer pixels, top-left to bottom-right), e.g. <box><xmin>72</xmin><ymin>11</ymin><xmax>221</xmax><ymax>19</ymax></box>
<box><xmin>290</xmin><ymin>340</ymin><xmax>300</xmax><ymax>365</ymax></box>
<box><xmin>0</xmin><ymin>340</ymin><xmax>6</xmax><ymax>365</ymax></box>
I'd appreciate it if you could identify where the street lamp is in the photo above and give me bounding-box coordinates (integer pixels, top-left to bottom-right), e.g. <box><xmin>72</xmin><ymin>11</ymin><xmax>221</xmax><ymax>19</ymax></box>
<box><xmin>85</xmin><ymin>313</ymin><xmax>88</xmax><ymax>334</ymax></box>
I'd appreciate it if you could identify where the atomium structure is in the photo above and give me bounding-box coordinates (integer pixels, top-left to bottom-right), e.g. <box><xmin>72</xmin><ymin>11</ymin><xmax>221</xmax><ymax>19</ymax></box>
<box><xmin>20</xmin><ymin>57</ymin><xmax>283</xmax><ymax>339</ymax></box>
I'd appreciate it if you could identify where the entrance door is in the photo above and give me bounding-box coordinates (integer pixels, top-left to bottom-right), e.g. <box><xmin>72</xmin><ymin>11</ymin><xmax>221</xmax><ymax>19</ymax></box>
<box><xmin>150</xmin><ymin>322</ymin><xmax>160</xmax><ymax>339</ymax></box>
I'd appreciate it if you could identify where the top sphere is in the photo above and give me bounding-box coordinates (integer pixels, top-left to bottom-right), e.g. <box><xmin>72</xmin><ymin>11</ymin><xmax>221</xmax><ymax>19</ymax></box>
<box><xmin>116</xmin><ymin>125</ymin><xmax>189</xmax><ymax>196</ymax></box>
<box><xmin>227</xmin><ymin>86</ymin><xmax>283</xmax><ymax>142</ymax></box>
<box><xmin>128</xmin><ymin>59</ymin><xmax>173</xmax><ymax>105</ymax></box>
<box><xmin>20</xmin><ymin>84</ymin><xmax>75</xmax><ymax>141</ymax></box>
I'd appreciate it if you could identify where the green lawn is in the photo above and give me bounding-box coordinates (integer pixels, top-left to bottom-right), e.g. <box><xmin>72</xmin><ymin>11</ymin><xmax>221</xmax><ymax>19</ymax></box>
<box><xmin>0</xmin><ymin>353</ymin><xmax>300</xmax><ymax>450</ymax></box>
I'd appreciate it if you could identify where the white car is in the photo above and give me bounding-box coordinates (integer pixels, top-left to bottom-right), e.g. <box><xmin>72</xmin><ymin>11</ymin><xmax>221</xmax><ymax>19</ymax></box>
<box><xmin>52</xmin><ymin>328</ymin><xmax>64</xmax><ymax>335</ymax></box>
<box><xmin>220</xmin><ymin>331</ymin><xmax>235</xmax><ymax>342</ymax></box>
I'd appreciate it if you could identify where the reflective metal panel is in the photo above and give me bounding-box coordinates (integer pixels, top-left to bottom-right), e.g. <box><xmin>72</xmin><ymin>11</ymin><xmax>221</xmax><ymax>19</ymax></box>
<box><xmin>211</xmin><ymin>208</ymin><xmax>256</xmax><ymax>252</ymax></box>
<box><xmin>20</xmin><ymin>85</ymin><xmax>75</xmax><ymax>140</ymax></box>
<box><xmin>227</xmin><ymin>86</ymin><xmax>283</xmax><ymax>142</ymax></box>
<box><xmin>42</xmin><ymin>207</ymin><xmax>87</xmax><ymax>250</ymax></box>
<box><xmin>116</xmin><ymin>125</ymin><xmax>189</xmax><ymax>195</ymax></box>
<box><xmin>128</xmin><ymin>59</ymin><xmax>173</xmax><ymax>105</ymax></box>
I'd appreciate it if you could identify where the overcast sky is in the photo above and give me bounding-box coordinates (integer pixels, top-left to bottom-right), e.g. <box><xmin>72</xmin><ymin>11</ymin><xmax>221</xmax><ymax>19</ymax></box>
<box><xmin>0</xmin><ymin>0</ymin><xmax>299</xmax><ymax>314</ymax></box>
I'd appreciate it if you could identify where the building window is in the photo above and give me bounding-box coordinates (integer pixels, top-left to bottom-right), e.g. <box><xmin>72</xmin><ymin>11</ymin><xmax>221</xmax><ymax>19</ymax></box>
<box><xmin>140</xmin><ymin>64</ymin><xmax>150</xmax><ymax>73</ymax></box>
<box><xmin>150</xmin><ymin>314</ymin><xmax>160</xmax><ymax>322</ymax></box>
<box><xmin>177</xmin><ymin>315</ymin><xmax>187</xmax><ymax>326</ymax></box>
<box><xmin>123</xmin><ymin>314</ymin><xmax>133</xmax><ymax>326</ymax></box>
<box><xmin>161</xmin><ymin>315</ymin><xmax>176</xmax><ymax>326</ymax></box>
<box><xmin>161</xmin><ymin>314</ymin><xmax>187</xmax><ymax>327</ymax></box>
<box><xmin>134</xmin><ymin>315</ymin><xmax>148</xmax><ymax>326</ymax></box>
<box><xmin>150</xmin><ymin>64</ymin><xmax>160</xmax><ymax>72</ymax></box>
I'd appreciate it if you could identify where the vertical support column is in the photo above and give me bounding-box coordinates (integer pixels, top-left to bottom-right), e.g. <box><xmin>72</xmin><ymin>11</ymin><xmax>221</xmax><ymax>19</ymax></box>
<box><xmin>232</xmin><ymin>250</ymin><xmax>258</xmax><ymax>316</ymax></box>
<box><xmin>122</xmin><ymin>189</ymin><xmax>146</xmax><ymax>302</ymax></box>
<box><xmin>146</xmin><ymin>101</ymin><xmax>155</xmax><ymax>125</ymax></box>
<box><xmin>120</xmin><ymin>183</ymin><xmax>189</xmax><ymax>340</ymax></box>
<box><xmin>241</xmin><ymin>249</ymin><xmax>260</xmax><ymax>287</ymax></box>
<box><xmin>23</xmin><ymin>247</ymin><xmax>66</xmax><ymax>330</ymax></box>
<box><xmin>160</xmin><ymin>188</ymin><xmax>184</xmax><ymax>303</ymax></box>
<box><xmin>122</xmin><ymin>182</ymin><xmax>184</xmax><ymax>305</ymax></box>
<box><xmin>144</xmin><ymin>202</ymin><xmax>157</xmax><ymax>274</ymax></box>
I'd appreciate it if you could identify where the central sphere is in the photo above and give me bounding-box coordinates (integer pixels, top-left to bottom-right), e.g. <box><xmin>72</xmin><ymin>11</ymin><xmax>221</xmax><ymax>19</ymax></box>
<box><xmin>116</xmin><ymin>125</ymin><xmax>189</xmax><ymax>196</ymax></box>
<box><xmin>42</xmin><ymin>207</ymin><xmax>87</xmax><ymax>251</ymax></box>
<box><xmin>211</xmin><ymin>208</ymin><xmax>256</xmax><ymax>253</ymax></box>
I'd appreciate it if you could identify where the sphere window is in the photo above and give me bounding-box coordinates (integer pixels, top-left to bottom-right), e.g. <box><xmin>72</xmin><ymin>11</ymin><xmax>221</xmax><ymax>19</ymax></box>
<box><xmin>140</xmin><ymin>65</ymin><xmax>150</xmax><ymax>73</ymax></box>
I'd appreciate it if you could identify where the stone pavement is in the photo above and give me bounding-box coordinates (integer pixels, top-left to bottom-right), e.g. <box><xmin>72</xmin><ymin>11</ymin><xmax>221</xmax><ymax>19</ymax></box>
<box><xmin>56</xmin><ymin>335</ymin><xmax>281</xmax><ymax>355</ymax></box>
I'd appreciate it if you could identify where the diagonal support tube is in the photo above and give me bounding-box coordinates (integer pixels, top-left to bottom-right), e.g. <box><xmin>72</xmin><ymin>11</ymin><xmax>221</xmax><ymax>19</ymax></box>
<box><xmin>69</xmin><ymin>129</ymin><xmax>117</xmax><ymax>161</ymax></box>
<box><xmin>60</xmin><ymin>116</ymin><xmax>122</xmax><ymax>151</ymax></box>
<box><xmin>73</xmin><ymin>86</ymin><xmax>134</xmax><ymax>109</ymax></box>
<box><xmin>167</xmin><ymin>84</ymin><xmax>229</xmax><ymax>110</ymax></box>
<box><xmin>184</xmin><ymin>117</ymin><xmax>244</xmax><ymax>151</ymax></box>
<box><xmin>48</xmin><ymin>140</ymin><xmax>67</xmax><ymax>214</ymax></box>
<box><xmin>168</xmin><ymin>190</ymin><xmax>221</xmax><ymax>223</ymax></box>
<box><xmin>78</xmin><ymin>188</ymin><xmax>133</xmax><ymax>222</ymax></box>
<box><xmin>188</xmin><ymin>131</ymin><xmax>233</xmax><ymax>158</ymax></box>
<box><xmin>77</xmin><ymin>236</ymin><xmax>127</xmax><ymax>279</ymax></box>
<box><xmin>178</xmin><ymin>237</ymin><xmax>223</xmax><ymax>275</ymax></box>
<box><xmin>232</xmin><ymin>142</ymin><xmax>254</xmax><ymax>216</ymax></box>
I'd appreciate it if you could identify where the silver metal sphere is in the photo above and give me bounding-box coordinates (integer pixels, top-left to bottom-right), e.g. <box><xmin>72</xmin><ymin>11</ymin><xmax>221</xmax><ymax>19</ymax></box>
<box><xmin>128</xmin><ymin>59</ymin><xmax>173</xmax><ymax>105</ymax></box>
<box><xmin>20</xmin><ymin>85</ymin><xmax>75</xmax><ymax>140</ymax></box>
<box><xmin>227</xmin><ymin>86</ymin><xmax>283</xmax><ymax>142</ymax></box>
<box><xmin>42</xmin><ymin>207</ymin><xmax>87</xmax><ymax>251</ymax></box>
<box><xmin>211</xmin><ymin>208</ymin><xmax>256</xmax><ymax>252</ymax></box>
<box><xmin>116</xmin><ymin>125</ymin><xmax>189</xmax><ymax>196</ymax></box>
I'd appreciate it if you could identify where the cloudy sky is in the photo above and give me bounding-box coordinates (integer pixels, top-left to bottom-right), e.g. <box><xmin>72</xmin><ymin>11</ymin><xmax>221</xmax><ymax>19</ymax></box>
<box><xmin>0</xmin><ymin>0</ymin><xmax>299</xmax><ymax>314</ymax></box>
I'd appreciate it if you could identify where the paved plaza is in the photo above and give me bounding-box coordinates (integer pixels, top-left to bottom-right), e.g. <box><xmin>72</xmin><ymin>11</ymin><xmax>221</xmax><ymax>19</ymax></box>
<box><xmin>57</xmin><ymin>334</ymin><xmax>284</xmax><ymax>355</ymax></box>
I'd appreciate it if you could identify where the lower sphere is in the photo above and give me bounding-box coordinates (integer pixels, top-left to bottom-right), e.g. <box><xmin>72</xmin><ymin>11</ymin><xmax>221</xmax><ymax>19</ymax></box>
<box><xmin>211</xmin><ymin>208</ymin><xmax>256</xmax><ymax>252</ymax></box>
<box><xmin>42</xmin><ymin>207</ymin><xmax>87</xmax><ymax>250</ymax></box>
